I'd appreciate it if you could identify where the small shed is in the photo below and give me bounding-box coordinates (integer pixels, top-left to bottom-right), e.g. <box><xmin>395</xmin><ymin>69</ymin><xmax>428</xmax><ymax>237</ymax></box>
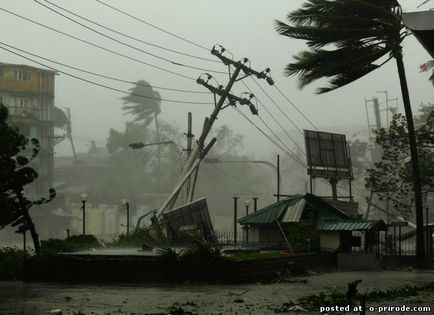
<box><xmin>238</xmin><ymin>193</ymin><xmax>386</xmax><ymax>252</ymax></box>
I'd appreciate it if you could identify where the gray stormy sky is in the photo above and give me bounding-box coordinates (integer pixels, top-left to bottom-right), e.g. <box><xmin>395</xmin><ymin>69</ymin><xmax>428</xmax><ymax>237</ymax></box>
<box><xmin>1</xmin><ymin>0</ymin><xmax>433</xmax><ymax>158</ymax></box>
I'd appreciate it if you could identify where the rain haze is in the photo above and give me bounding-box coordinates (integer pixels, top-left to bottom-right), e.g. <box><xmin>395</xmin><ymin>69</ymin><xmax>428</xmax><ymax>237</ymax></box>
<box><xmin>2</xmin><ymin>1</ymin><xmax>434</xmax><ymax>314</ymax></box>
<box><xmin>0</xmin><ymin>0</ymin><xmax>432</xmax><ymax>157</ymax></box>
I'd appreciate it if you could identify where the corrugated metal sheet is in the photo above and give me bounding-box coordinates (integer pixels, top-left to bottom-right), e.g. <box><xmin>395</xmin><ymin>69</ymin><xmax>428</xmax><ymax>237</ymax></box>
<box><xmin>317</xmin><ymin>220</ymin><xmax>376</xmax><ymax>231</ymax></box>
<box><xmin>281</xmin><ymin>198</ymin><xmax>306</xmax><ymax>223</ymax></box>
<box><xmin>322</xmin><ymin>198</ymin><xmax>359</xmax><ymax>218</ymax></box>
<box><xmin>238</xmin><ymin>195</ymin><xmax>303</xmax><ymax>225</ymax></box>
<box><xmin>304</xmin><ymin>193</ymin><xmax>351</xmax><ymax>220</ymax></box>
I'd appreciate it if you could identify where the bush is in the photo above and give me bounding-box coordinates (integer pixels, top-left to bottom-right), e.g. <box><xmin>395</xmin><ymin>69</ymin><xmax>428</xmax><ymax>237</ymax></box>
<box><xmin>0</xmin><ymin>247</ymin><xmax>24</xmax><ymax>280</ymax></box>
<box><xmin>40</xmin><ymin>235</ymin><xmax>101</xmax><ymax>255</ymax></box>
<box><xmin>157</xmin><ymin>238</ymin><xmax>228</xmax><ymax>280</ymax></box>
<box><xmin>180</xmin><ymin>237</ymin><xmax>226</xmax><ymax>266</ymax></box>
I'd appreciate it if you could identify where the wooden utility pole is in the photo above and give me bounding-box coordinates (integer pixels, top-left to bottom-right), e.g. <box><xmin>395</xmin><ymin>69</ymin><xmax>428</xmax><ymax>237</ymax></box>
<box><xmin>156</xmin><ymin>45</ymin><xmax>273</xmax><ymax>219</ymax></box>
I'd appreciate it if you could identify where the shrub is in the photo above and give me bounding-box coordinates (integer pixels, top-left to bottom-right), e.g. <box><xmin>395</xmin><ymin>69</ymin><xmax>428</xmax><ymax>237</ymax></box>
<box><xmin>0</xmin><ymin>247</ymin><xmax>24</xmax><ymax>280</ymax></box>
<box><xmin>40</xmin><ymin>235</ymin><xmax>101</xmax><ymax>255</ymax></box>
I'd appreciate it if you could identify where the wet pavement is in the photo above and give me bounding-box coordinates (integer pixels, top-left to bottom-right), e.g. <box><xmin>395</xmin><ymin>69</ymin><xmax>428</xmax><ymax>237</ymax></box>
<box><xmin>0</xmin><ymin>271</ymin><xmax>433</xmax><ymax>314</ymax></box>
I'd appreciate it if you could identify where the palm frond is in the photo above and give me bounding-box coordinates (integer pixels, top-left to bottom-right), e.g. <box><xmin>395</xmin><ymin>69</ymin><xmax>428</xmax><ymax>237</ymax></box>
<box><xmin>285</xmin><ymin>44</ymin><xmax>389</xmax><ymax>88</ymax></box>
<box><xmin>276</xmin><ymin>0</ymin><xmax>404</xmax><ymax>94</ymax></box>
<box><xmin>316</xmin><ymin>63</ymin><xmax>380</xmax><ymax>94</ymax></box>
<box><xmin>276</xmin><ymin>23</ymin><xmax>389</xmax><ymax>48</ymax></box>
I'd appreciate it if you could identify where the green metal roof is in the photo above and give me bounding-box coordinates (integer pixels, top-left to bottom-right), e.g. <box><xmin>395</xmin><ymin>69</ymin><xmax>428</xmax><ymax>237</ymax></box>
<box><xmin>304</xmin><ymin>193</ymin><xmax>351</xmax><ymax>221</ymax></box>
<box><xmin>238</xmin><ymin>195</ymin><xmax>304</xmax><ymax>225</ymax></box>
<box><xmin>316</xmin><ymin>220</ymin><xmax>385</xmax><ymax>231</ymax></box>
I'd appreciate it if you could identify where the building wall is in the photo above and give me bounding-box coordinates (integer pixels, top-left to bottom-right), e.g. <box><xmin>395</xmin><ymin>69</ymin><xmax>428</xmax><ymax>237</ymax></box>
<box><xmin>0</xmin><ymin>63</ymin><xmax>54</xmax><ymax>96</ymax></box>
<box><xmin>320</xmin><ymin>231</ymin><xmax>341</xmax><ymax>251</ymax></box>
<box><xmin>0</xmin><ymin>63</ymin><xmax>56</xmax><ymax>198</ymax></box>
<box><xmin>247</xmin><ymin>225</ymin><xmax>281</xmax><ymax>243</ymax></box>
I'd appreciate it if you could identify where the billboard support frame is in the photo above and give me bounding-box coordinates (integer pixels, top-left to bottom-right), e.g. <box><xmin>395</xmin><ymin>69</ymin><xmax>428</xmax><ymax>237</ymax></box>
<box><xmin>304</xmin><ymin>130</ymin><xmax>354</xmax><ymax>201</ymax></box>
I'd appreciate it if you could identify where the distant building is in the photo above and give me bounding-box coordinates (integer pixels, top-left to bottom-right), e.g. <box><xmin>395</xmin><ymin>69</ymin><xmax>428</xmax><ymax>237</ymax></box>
<box><xmin>0</xmin><ymin>62</ymin><xmax>57</xmax><ymax>198</ymax></box>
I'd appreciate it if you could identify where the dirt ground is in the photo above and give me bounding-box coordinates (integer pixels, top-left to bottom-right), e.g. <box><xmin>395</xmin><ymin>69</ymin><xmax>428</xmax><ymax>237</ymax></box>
<box><xmin>0</xmin><ymin>270</ymin><xmax>433</xmax><ymax>315</ymax></box>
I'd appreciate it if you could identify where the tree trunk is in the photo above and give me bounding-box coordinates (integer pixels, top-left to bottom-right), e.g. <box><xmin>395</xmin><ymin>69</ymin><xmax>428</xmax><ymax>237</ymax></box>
<box><xmin>18</xmin><ymin>193</ymin><xmax>40</xmax><ymax>254</ymax></box>
<box><xmin>395</xmin><ymin>55</ymin><xmax>425</xmax><ymax>267</ymax></box>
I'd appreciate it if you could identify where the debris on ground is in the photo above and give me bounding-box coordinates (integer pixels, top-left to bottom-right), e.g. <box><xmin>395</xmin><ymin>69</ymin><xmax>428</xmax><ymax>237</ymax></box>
<box><xmin>228</xmin><ymin>289</ymin><xmax>249</xmax><ymax>296</ymax></box>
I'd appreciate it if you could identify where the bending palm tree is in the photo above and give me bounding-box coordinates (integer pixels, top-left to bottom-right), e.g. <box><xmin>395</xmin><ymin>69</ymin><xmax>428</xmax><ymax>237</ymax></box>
<box><xmin>275</xmin><ymin>0</ymin><xmax>426</xmax><ymax>266</ymax></box>
<box><xmin>122</xmin><ymin>80</ymin><xmax>162</xmax><ymax>203</ymax></box>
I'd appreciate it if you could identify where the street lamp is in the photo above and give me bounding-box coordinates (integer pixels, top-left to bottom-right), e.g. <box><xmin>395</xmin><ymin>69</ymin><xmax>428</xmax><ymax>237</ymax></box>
<box><xmin>244</xmin><ymin>199</ymin><xmax>251</xmax><ymax>215</ymax></box>
<box><xmin>129</xmin><ymin>141</ymin><xmax>183</xmax><ymax>173</ymax></box>
<box><xmin>244</xmin><ymin>199</ymin><xmax>251</xmax><ymax>244</ymax></box>
<box><xmin>121</xmin><ymin>199</ymin><xmax>130</xmax><ymax>238</ymax></box>
<box><xmin>80</xmin><ymin>192</ymin><xmax>88</xmax><ymax>235</ymax></box>
<box><xmin>204</xmin><ymin>157</ymin><xmax>281</xmax><ymax>199</ymax></box>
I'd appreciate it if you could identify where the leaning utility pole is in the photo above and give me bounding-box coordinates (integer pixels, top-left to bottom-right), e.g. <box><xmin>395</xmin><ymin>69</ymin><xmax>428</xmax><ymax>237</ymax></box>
<box><xmin>156</xmin><ymin>45</ymin><xmax>274</xmax><ymax>219</ymax></box>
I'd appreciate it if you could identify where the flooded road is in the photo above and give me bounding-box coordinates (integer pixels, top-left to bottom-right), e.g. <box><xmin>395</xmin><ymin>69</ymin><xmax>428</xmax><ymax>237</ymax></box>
<box><xmin>0</xmin><ymin>271</ymin><xmax>433</xmax><ymax>314</ymax></box>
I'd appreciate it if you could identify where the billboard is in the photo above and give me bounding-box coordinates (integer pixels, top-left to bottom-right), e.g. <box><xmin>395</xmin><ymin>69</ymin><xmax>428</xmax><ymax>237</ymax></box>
<box><xmin>304</xmin><ymin>130</ymin><xmax>352</xmax><ymax>178</ymax></box>
<box><xmin>162</xmin><ymin>198</ymin><xmax>215</xmax><ymax>242</ymax></box>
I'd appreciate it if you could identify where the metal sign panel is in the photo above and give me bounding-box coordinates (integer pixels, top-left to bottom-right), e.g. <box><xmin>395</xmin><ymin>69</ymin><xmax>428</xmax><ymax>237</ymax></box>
<box><xmin>304</xmin><ymin>130</ymin><xmax>352</xmax><ymax>178</ymax></box>
<box><xmin>162</xmin><ymin>198</ymin><xmax>215</xmax><ymax>242</ymax></box>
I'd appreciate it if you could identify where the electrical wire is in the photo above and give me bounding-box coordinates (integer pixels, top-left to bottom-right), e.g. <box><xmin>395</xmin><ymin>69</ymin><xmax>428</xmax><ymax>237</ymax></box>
<box><xmin>256</xmin><ymin>114</ymin><xmax>306</xmax><ymax>167</ymax></box>
<box><xmin>0</xmin><ymin>8</ymin><xmax>198</xmax><ymax>81</ymax></box>
<box><xmin>39</xmin><ymin>0</ymin><xmax>218</xmax><ymax>64</ymax></box>
<box><xmin>251</xmin><ymin>78</ymin><xmax>304</xmax><ymax>135</ymax></box>
<box><xmin>209</xmin><ymin>164</ymin><xmax>249</xmax><ymax>185</ymax></box>
<box><xmin>273</xmin><ymin>84</ymin><xmax>319</xmax><ymax>131</ymax></box>
<box><xmin>241</xmin><ymin>80</ymin><xmax>306</xmax><ymax>155</ymax></box>
<box><xmin>91</xmin><ymin>1</ymin><xmax>321</xmax><ymax>140</ymax></box>
<box><xmin>0</xmin><ymin>41</ymin><xmax>209</xmax><ymax>95</ymax></box>
<box><xmin>0</xmin><ymin>44</ymin><xmax>214</xmax><ymax>105</ymax></box>
<box><xmin>92</xmin><ymin>1</ymin><xmax>319</xmax><ymax>134</ymax></box>
<box><xmin>232</xmin><ymin>106</ymin><xmax>306</xmax><ymax>168</ymax></box>
<box><xmin>95</xmin><ymin>0</ymin><xmax>211</xmax><ymax>52</ymax></box>
<box><xmin>34</xmin><ymin>0</ymin><xmax>226</xmax><ymax>75</ymax></box>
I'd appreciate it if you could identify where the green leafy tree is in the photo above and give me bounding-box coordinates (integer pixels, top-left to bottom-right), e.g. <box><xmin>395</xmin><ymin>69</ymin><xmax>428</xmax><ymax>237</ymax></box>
<box><xmin>366</xmin><ymin>105</ymin><xmax>434</xmax><ymax>217</ymax></box>
<box><xmin>275</xmin><ymin>0</ymin><xmax>427</xmax><ymax>265</ymax></box>
<box><xmin>0</xmin><ymin>105</ymin><xmax>55</xmax><ymax>254</ymax></box>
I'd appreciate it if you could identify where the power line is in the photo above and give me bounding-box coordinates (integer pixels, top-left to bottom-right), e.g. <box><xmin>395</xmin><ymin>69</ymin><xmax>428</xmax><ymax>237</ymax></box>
<box><xmin>95</xmin><ymin>0</ymin><xmax>210</xmax><ymax>52</ymax></box>
<box><xmin>40</xmin><ymin>0</ymin><xmax>218</xmax><ymax>64</ymax></box>
<box><xmin>0</xmin><ymin>8</ymin><xmax>197</xmax><ymax>81</ymax></box>
<box><xmin>256</xmin><ymin>114</ymin><xmax>306</xmax><ymax>167</ymax></box>
<box><xmin>232</xmin><ymin>106</ymin><xmax>306</xmax><ymax>168</ymax></box>
<box><xmin>273</xmin><ymin>84</ymin><xmax>319</xmax><ymax>131</ymax></box>
<box><xmin>35</xmin><ymin>0</ymin><xmax>226</xmax><ymax>75</ymax></box>
<box><xmin>94</xmin><ymin>0</ymin><xmax>319</xmax><ymax>134</ymax></box>
<box><xmin>209</xmin><ymin>164</ymin><xmax>249</xmax><ymax>185</ymax></box>
<box><xmin>251</xmin><ymin>78</ymin><xmax>304</xmax><ymax>135</ymax></box>
<box><xmin>0</xmin><ymin>41</ymin><xmax>209</xmax><ymax>95</ymax></box>
<box><xmin>90</xmin><ymin>1</ymin><xmax>320</xmax><ymax>135</ymax></box>
<box><xmin>0</xmin><ymin>44</ymin><xmax>214</xmax><ymax>105</ymax></box>
<box><xmin>241</xmin><ymin>80</ymin><xmax>306</xmax><ymax>155</ymax></box>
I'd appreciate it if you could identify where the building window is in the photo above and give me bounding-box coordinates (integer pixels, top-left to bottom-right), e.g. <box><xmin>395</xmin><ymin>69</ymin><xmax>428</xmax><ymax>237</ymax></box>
<box><xmin>14</xmin><ymin>69</ymin><xmax>32</xmax><ymax>81</ymax></box>
<box><xmin>0</xmin><ymin>67</ymin><xmax>3</xmax><ymax>77</ymax></box>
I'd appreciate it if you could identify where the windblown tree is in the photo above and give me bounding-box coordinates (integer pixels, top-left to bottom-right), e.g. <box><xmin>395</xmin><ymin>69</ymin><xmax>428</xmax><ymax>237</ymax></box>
<box><xmin>0</xmin><ymin>105</ymin><xmax>55</xmax><ymax>254</ymax></box>
<box><xmin>366</xmin><ymin>105</ymin><xmax>434</xmax><ymax>217</ymax></box>
<box><xmin>121</xmin><ymin>80</ymin><xmax>163</xmax><ymax>203</ymax></box>
<box><xmin>275</xmin><ymin>0</ymin><xmax>426</xmax><ymax>265</ymax></box>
